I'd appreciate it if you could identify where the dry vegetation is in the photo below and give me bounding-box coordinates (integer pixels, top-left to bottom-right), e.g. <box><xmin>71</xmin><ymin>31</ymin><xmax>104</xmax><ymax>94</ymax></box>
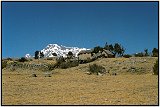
<box><xmin>2</xmin><ymin>57</ymin><xmax>158</xmax><ymax>105</ymax></box>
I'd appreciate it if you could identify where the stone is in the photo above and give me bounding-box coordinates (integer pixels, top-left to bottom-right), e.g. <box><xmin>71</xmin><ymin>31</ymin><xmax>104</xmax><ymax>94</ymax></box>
<box><xmin>98</xmin><ymin>72</ymin><xmax>103</xmax><ymax>76</ymax></box>
<box><xmin>31</xmin><ymin>74</ymin><xmax>37</xmax><ymax>77</ymax></box>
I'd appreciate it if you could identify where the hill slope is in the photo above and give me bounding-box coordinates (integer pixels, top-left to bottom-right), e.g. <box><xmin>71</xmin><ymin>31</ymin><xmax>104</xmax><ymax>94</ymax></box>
<box><xmin>2</xmin><ymin>57</ymin><xmax>158</xmax><ymax>105</ymax></box>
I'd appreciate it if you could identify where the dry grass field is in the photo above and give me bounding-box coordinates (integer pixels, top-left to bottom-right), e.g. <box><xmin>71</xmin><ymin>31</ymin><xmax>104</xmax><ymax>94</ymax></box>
<box><xmin>2</xmin><ymin>57</ymin><xmax>158</xmax><ymax>105</ymax></box>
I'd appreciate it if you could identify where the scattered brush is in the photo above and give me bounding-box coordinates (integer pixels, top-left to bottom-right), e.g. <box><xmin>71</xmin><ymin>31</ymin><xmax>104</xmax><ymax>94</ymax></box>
<box><xmin>89</xmin><ymin>64</ymin><xmax>106</xmax><ymax>75</ymax></box>
<box><xmin>153</xmin><ymin>60</ymin><xmax>158</xmax><ymax>75</ymax></box>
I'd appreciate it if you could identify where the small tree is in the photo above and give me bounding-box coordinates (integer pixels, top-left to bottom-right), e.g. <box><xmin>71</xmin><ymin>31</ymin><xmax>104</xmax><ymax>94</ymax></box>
<box><xmin>109</xmin><ymin>44</ymin><xmax>114</xmax><ymax>52</ymax></box>
<box><xmin>152</xmin><ymin>48</ymin><xmax>158</xmax><ymax>57</ymax></box>
<box><xmin>104</xmin><ymin>42</ymin><xmax>125</xmax><ymax>57</ymax></box>
<box><xmin>135</xmin><ymin>52</ymin><xmax>144</xmax><ymax>57</ymax></box>
<box><xmin>55</xmin><ymin>56</ymin><xmax>65</xmax><ymax>67</ymax></box>
<box><xmin>93</xmin><ymin>46</ymin><xmax>103</xmax><ymax>54</ymax></box>
<box><xmin>68</xmin><ymin>51</ymin><xmax>73</xmax><ymax>58</ymax></box>
<box><xmin>153</xmin><ymin>60</ymin><xmax>158</xmax><ymax>75</ymax></box>
<box><xmin>123</xmin><ymin>54</ymin><xmax>132</xmax><ymax>58</ymax></box>
<box><xmin>35</xmin><ymin>51</ymin><xmax>40</xmax><ymax>59</ymax></box>
<box><xmin>18</xmin><ymin>57</ymin><xmax>28</xmax><ymax>62</ymax></box>
<box><xmin>104</xmin><ymin>43</ymin><xmax>115</xmax><ymax>55</ymax></box>
<box><xmin>114</xmin><ymin>43</ymin><xmax>122</xmax><ymax>56</ymax></box>
<box><xmin>40</xmin><ymin>52</ymin><xmax>44</xmax><ymax>58</ymax></box>
<box><xmin>104</xmin><ymin>42</ymin><xmax>110</xmax><ymax>50</ymax></box>
<box><xmin>2</xmin><ymin>61</ymin><xmax>7</xmax><ymax>69</ymax></box>
<box><xmin>68</xmin><ymin>51</ymin><xmax>73</xmax><ymax>56</ymax></box>
<box><xmin>89</xmin><ymin>64</ymin><xmax>106</xmax><ymax>75</ymax></box>
<box><xmin>120</xmin><ymin>46</ymin><xmax>125</xmax><ymax>56</ymax></box>
<box><xmin>144</xmin><ymin>49</ymin><xmax>149</xmax><ymax>56</ymax></box>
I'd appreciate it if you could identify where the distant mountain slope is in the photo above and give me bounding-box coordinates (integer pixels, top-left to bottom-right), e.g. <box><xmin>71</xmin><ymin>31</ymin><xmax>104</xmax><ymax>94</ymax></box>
<box><xmin>40</xmin><ymin>44</ymin><xmax>90</xmax><ymax>57</ymax></box>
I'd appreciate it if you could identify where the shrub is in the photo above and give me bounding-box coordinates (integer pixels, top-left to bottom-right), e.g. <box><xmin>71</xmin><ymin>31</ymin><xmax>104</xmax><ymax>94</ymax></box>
<box><xmin>93</xmin><ymin>46</ymin><xmax>103</xmax><ymax>53</ymax></box>
<box><xmin>59</xmin><ymin>62</ymin><xmax>69</xmax><ymax>69</ymax></box>
<box><xmin>152</xmin><ymin>48</ymin><xmax>158</xmax><ymax>57</ymax></box>
<box><xmin>68</xmin><ymin>51</ymin><xmax>73</xmax><ymax>56</ymax></box>
<box><xmin>56</xmin><ymin>56</ymin><xmax>65</xmax><ymax>63</ymax></box>
<box><xmin>18</xmin><ymin>57</ymin><xmax>28</xmax><ymax>62</ymax></box>
<box><xmin>2</xmin><ymin>61</ymin><xmax>7</xmax><ymax>69</ymax></box>
<box><xmin>79</xmin><ymin>57</ymin><xmax>96</xmax><ymax>64</ymax></box>
<box><xmin>69</xmin><ymin>61</ymin><xmax>79</xmax><ymax>67</ymax></box>
<box><xmin>55</xmin><ymin>57</ymin><xmax>79</xmax><ymax>69</ymax></box>
<box><xmin>59</xmin><ymin>61</ymin><xmax>79</xmax><ymax>69</ymax></box>
<box><xmin>153</xmin><ymin>60</ymin><xmax>158</xmax><ymax>75</ymax></box>
<box><xmin>35</xmin><ymin>51</ymin><xmax>40</xmax><ymax>59</ymax></box>
<box><xmin>29</xmin><ymin>59</ymin><xmax>33</xmax><ymax>61</ymax></box>
<box><xmin>89</xmin><ymin>64</ymin><xmax>106</xmax><ymax>75</ymax></box>
<box><xmin>127</xmin><ymin>67</ymin><xmax>145</xmax><ymax>74</ymax></box>
<box><xmin>135</xmin><ymin>52</ymin><xmax>144</xmax><ymax>57</ymax></box>
<box><xmin>123</xmin><ymin>54</ymin><xmax>132</xmax><ymax>58</ymax></box>
<box><xmin>6</xmin><ymin>58</ymin><xmax>13</xmax><ymax>61</ymax></box>
<box><xmin>144</xmin><ymin>49</ymin><xmax>149</xmax><ymax>56</ymax></box>
<box><xmin>47</xmin><ymin>57</ymin><xmax>53</xmax><ymax>60</ymax></box>
<box><xmin>47</xmin><ymin>64</ymin><xmax>56</xmax><ymax>70</ymax></box>
<box><xmin>84</xmin><ymin>58</ymin><xmax>93</xmax><ymax>63</ymax></box>
<box><xmin>40</xmin><ymin>52</ymin><xmax>44</xmax><ymax>58</ymax></box>
<box><xmin>55</xmin><ymin>56</ymin><xmax>65</xmax><ymax>67</ymax></box>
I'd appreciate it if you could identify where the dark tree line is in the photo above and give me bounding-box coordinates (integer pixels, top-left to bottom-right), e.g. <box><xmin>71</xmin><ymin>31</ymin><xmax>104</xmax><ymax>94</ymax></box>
<box><xmin>92</xmin><ymin>42</ymin><xmax>125</xmax><ymax>57</ymax></box>
<box><xmin>33</xmin><ymin>44</ymin><xmax>158</xmax><ymax>59</ymax></box>
<box><xmin>35</xmin><ymin>51</ymin><xmax>44</xmax><ymax>59</ymax></box>
<box><xmin>152</xmin><ymin>48</ymin><xmax>158</xmax><ymax>57</ymax></box>
<box><xmin>135</xmin><ymin>48</ymin><xmax>158</xmax><ymax>57</ymax></box>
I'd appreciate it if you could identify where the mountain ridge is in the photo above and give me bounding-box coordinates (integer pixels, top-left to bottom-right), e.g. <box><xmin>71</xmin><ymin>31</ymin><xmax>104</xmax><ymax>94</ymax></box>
<box><xmin>26</xmin><ymin>44</ymin><xmax>90</xmax><ymax>58</ymax></box>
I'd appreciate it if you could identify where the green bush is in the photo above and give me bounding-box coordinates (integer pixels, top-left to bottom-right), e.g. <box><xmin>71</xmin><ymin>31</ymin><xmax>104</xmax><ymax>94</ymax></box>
<box><xmin>59</xmin><ymin>62</ymin><xmax>69</xmax><ymax>69</ymax></box>
<box><xmin>89</xmin><ymin>64</ymin><xmax>106</xmax><ymax>75</ymax></box>
<box><xmin>55</xmin><ymin>57</ymin><xmax>79</xmax><ymax>69</ymax></box>
<box><xmin>56</xmin><ymin>57</ymin><xmax>65</xmax><ymax>64</ymax></box>
<box><xmin>59</xmin><ymin>61</ymin><xmax>79</xmax><ymax>69</ymax></box>
<box><xmin>54</xmin><ymin>57</ymin><xmax>65</xmax><ymax>67</ymax></box>
<box><xmin>152</xmin><ymin>48</ymin><xmax>158</xmax><ymax>57</ymax></box>
<box><xmin>135</xmin><ymin>52</ymin><xmax>144</xmax><ymax>57</ymax></box>
<box><xmin>123</xmin><ymin>54</ymin><xmax>132</xmax><ymax>58</ymax></box>
<box><xmin>69</xmin><ymin>61</ymin><xmax>79</xmax><ymax>67</ymax></box>
<box><xmin>6</xmin><ymin>58</ymin><xmax>13</xmax><ymax>61</ymax></box>
<box><xmin>18</xmin><ymin>57</ymin><xmax>28</xmax><ymax>62</ymax></box>
<box><xmin>2</xmin><ymin>61</ymin><xmax>7</xmax><ymax>69</ymax></box>
<box><xmin>153</xmin><ymin>60</ymin><xmax>158</xmax><ymax>75</ymax></box>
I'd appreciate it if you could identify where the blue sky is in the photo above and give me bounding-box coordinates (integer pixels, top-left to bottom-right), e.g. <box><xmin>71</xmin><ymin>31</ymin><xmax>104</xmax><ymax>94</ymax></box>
<box><xmin>2</xmin><ymin>2</ymin><xmax>158</xmax><ymax>58</ymax></box>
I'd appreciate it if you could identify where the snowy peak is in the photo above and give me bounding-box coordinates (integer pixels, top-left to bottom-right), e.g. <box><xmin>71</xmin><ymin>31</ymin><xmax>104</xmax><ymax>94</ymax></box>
<box><xmin>41</xmin><ymin>44</ymin><xmax>90</xmax><ymax>57</ymax></box>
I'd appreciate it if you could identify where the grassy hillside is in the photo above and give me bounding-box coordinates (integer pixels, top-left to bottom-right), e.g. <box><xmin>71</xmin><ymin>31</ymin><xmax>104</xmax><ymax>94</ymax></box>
<box><xmin>72</xmin><ymin>57</ymin><xmax>158</xmax><ymax>75</ymax></box>
<box><xmin>2</xmin><ymin>57</ymin><xmax>158</xmax><ymax>105</ymax></box>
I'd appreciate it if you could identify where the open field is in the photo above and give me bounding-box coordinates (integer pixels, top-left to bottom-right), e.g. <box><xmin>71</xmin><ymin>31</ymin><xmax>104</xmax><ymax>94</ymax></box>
<box><xmin>2</xmin><ymin>57</ymin><xmax>158</xmax><ymax>105</ymax></box>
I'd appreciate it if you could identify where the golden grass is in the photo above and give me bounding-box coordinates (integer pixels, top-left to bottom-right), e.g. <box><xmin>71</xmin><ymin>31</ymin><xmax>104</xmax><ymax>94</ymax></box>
<box><xmin>2</xmin><ymin>57</ymin><xmax>158</xmax><ymax>105</ymax></box>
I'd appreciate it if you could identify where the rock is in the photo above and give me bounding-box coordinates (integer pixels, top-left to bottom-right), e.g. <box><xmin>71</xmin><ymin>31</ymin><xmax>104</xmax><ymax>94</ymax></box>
<box><xmin>98</xmin><ymin>72</ymin><xmax>103</xmax><ymax>76</ymax></box>
<box><xmin>31</xmin><ymin>74</ymin><xmax>37</xmax><ymax>77</ymax></box>
<box><xmin>85</xmin><ymin>72</ymin><xmax>91</xmax><ymax>75</ymax></box>
<box><xmin>44</xmin><ymin>72</ymin><xmax>52</xmax><ymax>77</ymax></box>
<box><xmin>45</xmin><ymin>74</ymin><xmax>51</xmax><ymax>77</ymax></box>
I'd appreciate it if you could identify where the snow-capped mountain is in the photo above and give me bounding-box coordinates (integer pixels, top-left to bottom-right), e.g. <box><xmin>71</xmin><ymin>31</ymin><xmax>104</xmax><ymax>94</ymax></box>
<box><xmin>40</xmin><ymin>44</ymin><xmax>90</xmax><ymax>57</ymax></box>
<box><xmin>25</xmin><ymin>54</ymin><xmax>31</xmax><ymax>58</ymax></box>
